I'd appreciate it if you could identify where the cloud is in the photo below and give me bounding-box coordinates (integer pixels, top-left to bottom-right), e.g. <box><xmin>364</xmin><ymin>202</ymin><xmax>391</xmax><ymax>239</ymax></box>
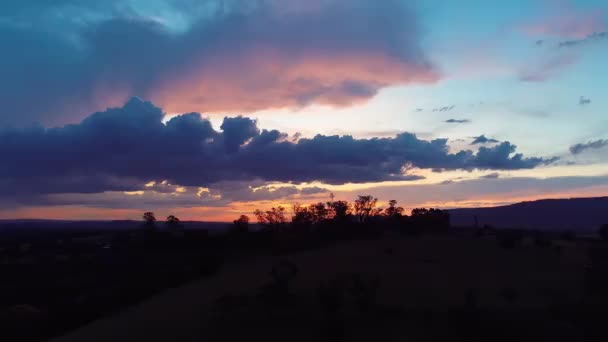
<box><xmin>471</xmin><ymin>135</ymin><xmax>499</xmax><ymax>145</ymax></box>
<box><xmin>559</xmin><ymin>31</ymin><xmax>607</xmax><ymax>47</ymax></box>
<box><xmin>570</xmin><ymin>139</ymin><xmax>608</xmax><ymax>155</ymax></box>
<box><xmin>445</xmin><ymin>119</ymin><xmax>471</xmax><ymax>124</ymax></box>
<box><xmin>355</xmin><ymin>174</ymin><xmax>608</xmax><ymax>211</ymax></box>
<box><xmin>520</xmin><ymin>6</ymin><xmax>605</xmax><ymax>39</ymax></box>
<box><xmin>518</xmin><ymin>53</ymin><xmax>579</xmax><ymax>82</ymax></box>
<box><xmin>18</xmin><ymin>182</ymin><xmax>330</xmax><ymax>209</ymax></box>
<box><xmin>0</xmin><ymin>0</ymin><xmax>439</xmax><ymax>126</ymax></box>
<box><xmin>432</xmin><ymin>105</ymin><xmax>455</xmax><ymax>112</ymax></box>
<box><xmin>0</xmin><ymin>98</ymin><xmax>557</xmax><ymax>199</ymax></box>
<box><xmin>516</xmin><ymin>4</ymin><xmax>605</xmax><ymax>82</ymax></box>
<box><xmin>579</xmin><ymin>96</ymin><xmax>592</xmax><ymax>106</ymax></box>
<box><xmin>480</xmin><ymin>172</ymin><xmax>500</xmax><ymax>179</ymax></box>
<box><xmin>220</xmin><ymin>116</ymin><xmax>260</xmax><ymax>153</ymax></box>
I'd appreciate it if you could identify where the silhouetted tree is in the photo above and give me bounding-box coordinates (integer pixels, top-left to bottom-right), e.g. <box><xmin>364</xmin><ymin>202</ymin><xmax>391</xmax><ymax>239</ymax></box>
<box><xmin>384</xmin><ymin>199</ymin><xmax>404</xmax><ymax>217</ymax></box>
<box><xmin>254</xmin><ymin>206</ymin><xmax>287</xmax><ymax>228</ymax></box>
<box><xmin>410</xmin><ymin>208</ymin><xmax>450</xmax><ymax>232</ymax></box>
<box><xmin>311</xmin><ymin>202</ymin><xmax>329</xmax><ymax>222</ymax></box>
<box><xmin>292</xmin><ymin>203</ymin><xmax>315</xmax><ymax>227</ymax></box>
<box><xmin>143</xmin><ymin>212</ymin><xmax>156</xmax><ymax>228</ymax></box>
<box><xmin>327</xmin><ymin>200</ymin><xmax>351</xmax><ymax>221</ymax></box>
<box><xmin>233</xmin><ymin>215</ymin><xmax>250</xmax><ymax>233</ymax></box>
<box><xmin>166</xmin><ymin>215</ymin><xmax>181</xmax><ymax>229</ymax></box>
<box><xmin>354</xmin><ymin>195</ymin><xmax>379</xmax><ymax>223</ymax></box>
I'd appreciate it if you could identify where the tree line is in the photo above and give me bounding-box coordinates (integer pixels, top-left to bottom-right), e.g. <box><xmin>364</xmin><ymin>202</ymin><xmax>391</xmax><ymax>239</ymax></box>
<box><xmin>138</xmin><ymin>194</ymin><xmax>450</xmax><ymax>235</ymax></box>
<box><xmin>247</xmin><ymin>194</ymin><xmax>450</xmax><ymax>233</ymax></box>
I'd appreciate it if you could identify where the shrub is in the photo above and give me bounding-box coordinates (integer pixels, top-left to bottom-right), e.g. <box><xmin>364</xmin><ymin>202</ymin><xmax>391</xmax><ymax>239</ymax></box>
<box><xmin>560</xmin><ymin>231</ymin><xmax>575</xmax><ymax>241</ymax></box>
<box><xmin>350</xmin><ymin>273</ymin><xmax>381</xmax><ymax>313</ymax></box>
<box><xmin>501</xmin><ymin>287</ymin><xmax>518</xmax><ymax>303</ymax></box>
<box><xmin>316</xmin><ymin>279</ymin><xmax>345</xmax><ymax>315</ymax></box>
<box><xmin>533</xmin><ymin>231</ymin><xmax>552</xmax><ymax>248</ymax></box>
<box><xmin>497</xmin><ymin>229</ymin><xmax>524</xmax><ymax>249</ymax></box>
<box><xmin>232</xmin><ymin>215</ymin><xmax>250</xmax><ymax>233</ymax></box>
<box><xmin>599</xmin><ymin>224</ymin><xmax>608</xmax><ymax>241</ymax></box>
<box><xmin>257</xmin><ymin>262</ymin><xmax>298</xmax><ymax>308</ymax></box>
<box><xmin>464</xmin><ymin>288</ymin><xmax>478</xmax><ymax>309</ymax></box>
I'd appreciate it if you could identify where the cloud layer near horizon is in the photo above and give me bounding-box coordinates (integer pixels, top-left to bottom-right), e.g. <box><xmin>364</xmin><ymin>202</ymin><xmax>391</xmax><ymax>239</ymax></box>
<box><xmin>0</xmin><ymin>98</ymin><xmax>558</xmax><ymax>200</ymax></box>
<box><xmin>0</xmin><ymin>0</ymin><xmax>439</xmax><ymax>126</ymax></box>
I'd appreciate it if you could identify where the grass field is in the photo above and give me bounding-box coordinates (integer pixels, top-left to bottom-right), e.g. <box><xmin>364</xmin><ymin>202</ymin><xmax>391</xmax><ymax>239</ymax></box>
<box><xmin>52</xmin><ymin>231</ymin><xmax>597</xmax><ymax>342</ymax></box>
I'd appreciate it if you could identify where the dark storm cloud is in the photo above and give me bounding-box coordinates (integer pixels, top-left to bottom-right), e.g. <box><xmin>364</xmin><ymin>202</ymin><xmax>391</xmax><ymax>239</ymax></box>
<box><xmin>445</xmin><ymin>119</ymin><xmax>471</xmax><ymax>124</ymax></box>
<box><xmin>220</xmin><ymin>116</ymin><xmax>260</xmax><ymax>153</ymax></box>
<box><xmin>471</xmin><ymin>135</ymin><xmax>499</xmax><ymax>145</ymax></box>
<box><xmin>0</xmin><ymin>98</ymin><xmax>558</xmax><ymax>197</ymax></box>
<box><xmin>569</xmin><ymin>139</ymin><xmax>608</xmax><ymax>155</ymax></box>
<box><xmin>0</xmin><ymin>0</ymin><xmax>439</xmax><ymax>125</ymax></box>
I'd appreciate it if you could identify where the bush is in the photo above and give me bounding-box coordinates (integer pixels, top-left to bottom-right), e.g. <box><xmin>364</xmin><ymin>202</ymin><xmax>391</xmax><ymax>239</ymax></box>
<box><xmin>497</xmin><ymin>229</ymin><xmax>524</xmax><ymax>249</ymax></box>
<box><xmin>316</xmin><ymin>279</ymin><xmax>346</xmax><ymax>315</ymax></box>
<box><xmin>350</xmin><ymin>273</ymin><xmax>380</xmax><ymax>313</ymax></box>
<box><xmin>464</xmin><ymin>288</ymin><xmax>478</xmax><ymax>309</ymax></box>
<box><xmin>560</xmin><ymin>231</ymin><xmax>575</xmax><ymax>241</ymax></box>
<box><xmin>501</xmin><ymin>287</ymin><xmax>518</xmax><ymax>303</ymax></box>
<box><xmin>533</xmin><ymin>231</ymin><xmax>552</xmax><ymax>248</ymax></box>
<box><xmin>599</xmin><ymin>224</ymin><xmax>608</xmax><ymax>241</ymax></box>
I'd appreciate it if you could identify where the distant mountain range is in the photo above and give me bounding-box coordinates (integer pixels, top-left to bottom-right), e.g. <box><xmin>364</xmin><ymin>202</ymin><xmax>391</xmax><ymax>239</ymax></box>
<box><xmin>449</xmin><ymin>196</ymin><xmax>608</xmax><ymax>232</ymax></box>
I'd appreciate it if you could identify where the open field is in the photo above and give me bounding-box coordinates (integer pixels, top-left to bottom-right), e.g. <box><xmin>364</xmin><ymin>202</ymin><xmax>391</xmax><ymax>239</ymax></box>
<box><xmin>51</xmin><ymin>232</ymin><xmax>602</xmax><ymax>342</ymax></box>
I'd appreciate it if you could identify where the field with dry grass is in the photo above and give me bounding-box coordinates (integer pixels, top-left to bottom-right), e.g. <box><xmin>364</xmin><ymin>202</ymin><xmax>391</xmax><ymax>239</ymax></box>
<box><xmin>52</xmin><ymin>231</ymin><xmax>599</xmax><ymax>342</ymax></box>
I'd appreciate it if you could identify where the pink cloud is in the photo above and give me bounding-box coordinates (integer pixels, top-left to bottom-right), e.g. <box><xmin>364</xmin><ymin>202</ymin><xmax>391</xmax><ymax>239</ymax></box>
<box><xmin>0</xmin><ymin>0</ymin><xmax>440</xmax><ymax>126</ymax></box>
<box><xmin>520</xmin><ymin>6</ymin><xmax>605</xmax><ymax>38</ymax></box>
<box><xmin>151</xmin><ymin>49</ymin><xmax>438</xmax><ymax>114</ymax></box>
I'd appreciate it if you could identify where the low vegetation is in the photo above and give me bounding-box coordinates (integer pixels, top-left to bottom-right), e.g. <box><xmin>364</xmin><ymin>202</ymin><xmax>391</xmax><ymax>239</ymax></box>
<box><xmin>2</xmin><ymin>195</ymin><xmax>608</xmax><ymax>341</ymax></box>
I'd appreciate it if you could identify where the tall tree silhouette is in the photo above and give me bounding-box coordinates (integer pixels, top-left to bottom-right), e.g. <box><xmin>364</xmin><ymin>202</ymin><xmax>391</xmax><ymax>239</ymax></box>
<box><xmin>254</xmin><ymin>207</ymin><xmax>287</xmax><ymax>228</ymax></box>
<box><xmin>354</xmin><ymin>195</ymin><xmax>379</xmax><ymax>223</ymax></box>
<box><xmin>384</xmin><ymin>199</ymin><xmax>404</xmax><ymax>217</ymax></box>
<box><xmin>328</xmin><ymin>200</ymin><xmax>351</xmax><ymax>220</ymax></box>
<box><xmin>292</xmin><ymin>203</ymin><xmax>315</xmax><ymax>227</ymax></box>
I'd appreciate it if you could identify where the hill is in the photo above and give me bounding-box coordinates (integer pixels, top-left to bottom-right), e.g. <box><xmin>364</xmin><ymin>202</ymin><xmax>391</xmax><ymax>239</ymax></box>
<box><xmin>449</xmin><ymin>196</ymin><xmax>608</xmax><ymax>232</ymax></box>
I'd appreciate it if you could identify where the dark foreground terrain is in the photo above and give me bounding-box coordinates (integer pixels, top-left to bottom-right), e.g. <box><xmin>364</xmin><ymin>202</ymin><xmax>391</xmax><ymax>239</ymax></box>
<box><xmin>2</xmin><ymin>218</ymin><xmax>608</xmax><ymax>341</ymax></box>
<box><xmin>52</xmin><ymin>231</ymin><xmax>608</xmax><ymax>342</ymax></box>
<box><xmin>0</xmin><ymin>225</ymin><xmax>223</xmax><ymax>341</ymax></box>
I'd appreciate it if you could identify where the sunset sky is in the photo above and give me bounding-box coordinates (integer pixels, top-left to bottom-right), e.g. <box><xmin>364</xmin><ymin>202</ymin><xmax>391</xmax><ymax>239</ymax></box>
<box><xmin>1</xmin><ymin>0</ymin><xmax>607</xmax><ymax>221</ymax></box>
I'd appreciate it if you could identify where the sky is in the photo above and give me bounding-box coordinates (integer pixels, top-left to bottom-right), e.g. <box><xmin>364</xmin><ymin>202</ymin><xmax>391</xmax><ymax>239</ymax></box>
<box><xmin>0</xmin><ymin>0</ymin><xmax>607</xmax><ymax>221</ymax></box>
